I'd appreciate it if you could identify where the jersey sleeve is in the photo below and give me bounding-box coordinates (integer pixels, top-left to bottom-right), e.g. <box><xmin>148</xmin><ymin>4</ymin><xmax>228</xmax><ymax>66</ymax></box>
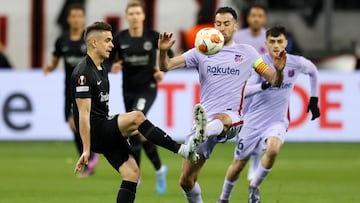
<box><xmin>73</xmin><ymin>71</ymin><xmax>92</xmax><ymax>99</ymax></box>
<box><xmin>52</xmin><ymin>37</ymin><xmax>63</xmax><ymax>57</ymax></box>
<box><xmin>182</xmin><ymin>48</ymin><xmax>199</xmax><ymax>69</ymax></box>
<box><xmin>299</xmin><ymin>56</ymin><xmax>319</xmax><ymax>97</ymax></box>
<box><xmin>244</xmin><ymin>69</ymin><xmax>263</xmax><ymax>98</ymax></box>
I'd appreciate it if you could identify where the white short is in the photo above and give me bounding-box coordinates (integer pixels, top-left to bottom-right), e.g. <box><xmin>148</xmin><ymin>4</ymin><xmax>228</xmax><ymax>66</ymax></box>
<box><xmin>185</xmin><ymin>110</ymin><xmax>243</xmax><ymax>159</ymax></box>
<box><xmin>234</xmin><ymin>122</ymin><xmax>287</xmax><ymax>161</ymax></box>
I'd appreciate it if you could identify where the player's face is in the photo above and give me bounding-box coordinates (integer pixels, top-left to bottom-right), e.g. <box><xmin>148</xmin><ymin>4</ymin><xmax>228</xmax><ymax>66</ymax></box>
<box><xmin>67</xmin><ymin>9</ymin><xmax>85</xmax><ymax>30</ymax></box>
<box><xmin>95</xmin><ymin>31</ymin><xmax>114</xmax><ymax>59</ymax></box>
<box><xmin>247</xmin><ymin>8</ymin><xmax>266</xmax><ymax>32</ymax></box>
<box><xmin>266</xmin><ymin>34</ymin><xmax>288</xmax><ymax>58</ymax></box>
<box><xmin>126</xmin><ymin>6</ymin><xmax>145</xmax><ymax>29</ymax></box>
<box><xmin>214</xmin><ymin>13</ymin><xmax>238</xmax><ymax>45</ymax></box>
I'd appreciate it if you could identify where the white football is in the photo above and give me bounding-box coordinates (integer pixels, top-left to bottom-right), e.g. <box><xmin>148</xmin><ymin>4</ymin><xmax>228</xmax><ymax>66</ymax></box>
<box><xmin>194</xmin><ymin>27</ymin><xmax>224</xmax><ymax>55</ymax></box>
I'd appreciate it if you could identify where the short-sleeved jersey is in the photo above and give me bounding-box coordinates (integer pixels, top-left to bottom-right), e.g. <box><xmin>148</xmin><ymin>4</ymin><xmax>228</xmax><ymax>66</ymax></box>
<box><xmin>233</xmin><ymin>28</ymin><xmax>267</xmax><ymax>55</ymax></box>
<box><xmin>71</xmin><ymin>55</ymin><xmax>110</xmax><ymax>129</ymax></box>
<box><xmin>53</xmin><ymin>32</ymin><xmax>87</xmax><ymax>86</ymax></box>
<box><xmin>111</xmin><ymin>29</ymin><xmax>159</xmax><ymax>91</ymax></box>
<box><xmin>183</xmin><ymin>43</ymin><xmax>261</xmax><ymax>118</ymax></box>
<box><xmin>244</xmin><ymin>53</ymin><xmax>318</xmax><ymax>129</ymax></box>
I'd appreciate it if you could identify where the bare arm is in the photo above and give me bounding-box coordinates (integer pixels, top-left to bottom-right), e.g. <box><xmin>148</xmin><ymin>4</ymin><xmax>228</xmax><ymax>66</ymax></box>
<box><xmin>158</xmin><ymin>32</ymin><xmax>186</xmax><ymax>71</ymax></box>
<box><xmin>74</xmin><ymin>97</ymin><xmax>91</xmax><ymax>173</ymax></box>
<box><xmin>256</xmin><ymin>50</ymin><xmax>287</xmax><ymax>87</ymax></box>
<box><xmin>43</xmin><ymin>56</ymin><xmax>60</xmax><ymax>75</ymax></box>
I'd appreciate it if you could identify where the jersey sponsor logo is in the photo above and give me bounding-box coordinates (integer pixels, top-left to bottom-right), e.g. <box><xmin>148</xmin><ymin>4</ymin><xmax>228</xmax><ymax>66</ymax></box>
<box><xmin>99</xmin><ymin>92</ymin><xmax>109</xmax><ymax>102</ymax></box>
<box><xmin>121</xmin><ymin>44</ymin><xmax>130</xmax><ymax>49</ymax></box>
<box><xmin>206</xmin><ymin>65</ymin><xmax>240</xmax><ymax>76</ymax></box>
<box><xmin>270</xmin><ymin>82</ymin><xmax>292</xmax><ymax>90</ymax></box>
<box><xmin>288</xmin><ymin>69</ymin><xmax>295</xmax><ymax>77</ymax></box>
<box><xmin>143</xmin><ymin>41</ymin><xmax>153</xmax><ymax>51</ymax></box>
<box><xmin>65</xmin><ymin>56</ymin><xmax>84</xmax><ymax>67</ymax></box>
<box><xmin>124</xmin><ymin>54</ymin><xmax>149</xmax><ymax>66</ymax></box>
<box><xmin>234</xmin><ymin>54</ymin><xmax>243</xmax><ymax>63</ymax></box>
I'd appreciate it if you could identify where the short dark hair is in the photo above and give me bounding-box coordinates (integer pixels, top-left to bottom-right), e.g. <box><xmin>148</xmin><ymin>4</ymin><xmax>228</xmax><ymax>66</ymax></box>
<box><xmin>247</xmin><ymin>4</ymin><xmax>267</xmax><ymax>16</ymax></box>
<box><xmin>266</xmin><ymin>25</ymin><xmax>287</xmax><ymax>38</ymax></box>
<box><xmin>126</xmin><ymin>0</ymin><xmax>145</xmax><ymax>13</ymax></box>
<box><xmin>67</xmin><ymin>3</ymin><xmax>85</xmax><ymax>17</ymax></box>
<box><xmin>84</xmin><ymin>21</ymin><xmax>112</xmax><ymax>41</ymax></box>
<box><xmin>215</xmin><ymin>7</ymin><xmax>238</xmax><ymax>22</ymax></box>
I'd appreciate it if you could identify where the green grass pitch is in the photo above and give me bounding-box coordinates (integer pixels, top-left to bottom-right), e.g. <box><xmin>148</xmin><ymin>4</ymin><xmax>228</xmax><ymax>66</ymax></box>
<box><xmin>0</xmin><ymin>141</ymin><xmax>359</xmax><ymax>203</ymax></box>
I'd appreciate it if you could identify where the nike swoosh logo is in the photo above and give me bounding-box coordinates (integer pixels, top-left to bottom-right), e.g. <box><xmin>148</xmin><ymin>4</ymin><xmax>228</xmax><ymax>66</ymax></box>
<box><xmin>97</xmin><ymin>80</ymin><xmax>102</xmax><ymax>85</ymax></box>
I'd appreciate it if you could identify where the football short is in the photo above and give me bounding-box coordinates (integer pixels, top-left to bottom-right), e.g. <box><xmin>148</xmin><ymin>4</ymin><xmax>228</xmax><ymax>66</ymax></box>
<box><xmin>186</xmin><ymin>110</ymin><xmax>243</xmax><ymax>159</ymax></box>
<box><xmin>234</xmin><ymin>122</ymin><xmax>286</xmax><ymax>161</ymax></box>
<box><xmin>91</xmin><ymin>115</ymin><xmax>135</xmax><ymax>170</ymax></box>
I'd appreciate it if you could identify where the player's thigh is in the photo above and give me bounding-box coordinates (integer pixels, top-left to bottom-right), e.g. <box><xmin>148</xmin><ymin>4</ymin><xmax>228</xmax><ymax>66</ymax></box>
<box><xmin>117</xmin><ymin>111</ymin><xmax>146</xmax><ymax>136</ymax></box>
<box><xmin>234</xmin><ymin>126</ymin><xmax>261</xmax><ymax>160</ymax></box>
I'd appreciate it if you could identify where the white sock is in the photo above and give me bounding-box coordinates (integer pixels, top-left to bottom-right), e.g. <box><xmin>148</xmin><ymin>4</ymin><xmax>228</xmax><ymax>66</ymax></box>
<box><xmin>247</xmin><ymin>154</ymin><xmax>261</xmax><ymax>181</ymax></box>
<box><xmin>183</xmin><ymin>182</ymin><xmax>203</xmax><ymax>203</ymax></box>
<box><xmin>206</xmin><ymin>119</ymin><xmax>223</xmax><ymax>137</ymax></box>
<box><xmin>219</xmin><ymin>178</ymin><xmax>237</xmax><ymax>201</ymax></box>
<box><xmin>250</xmin><ymin>163</ymin><xmax>271</xmax><ymax>187</ymax></box>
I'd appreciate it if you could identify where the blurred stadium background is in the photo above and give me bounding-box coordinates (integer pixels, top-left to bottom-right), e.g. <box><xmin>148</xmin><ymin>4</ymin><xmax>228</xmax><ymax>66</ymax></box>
<box><xmin>0</xmin><ymin>0</ymin><xmax>359</xmax><ymax>202</ymax></box>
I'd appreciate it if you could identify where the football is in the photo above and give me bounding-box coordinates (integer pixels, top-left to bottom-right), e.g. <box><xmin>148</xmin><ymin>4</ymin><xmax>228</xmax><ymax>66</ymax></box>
<box><xmin>194</xmin><ymin>27</ymin><xmax>224</xmax><ymax>55</ymax></box>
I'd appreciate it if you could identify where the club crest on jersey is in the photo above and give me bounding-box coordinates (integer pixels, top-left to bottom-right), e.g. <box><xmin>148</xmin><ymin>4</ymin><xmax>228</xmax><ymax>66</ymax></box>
<box><xmin>78</xmin><ymin>75</ymin><xmax>87</xmax><ymax>85</ymax></box>
<box><xmin>234</xmin><ymin>54</ymin><xmax>243</xmax><ymax>63</ymax></box>
<box><xmin>143</xmin><ymin>41</ymin><xmax>152</xmax><ymax>51</ymax></box>
<box><xmin>288</xmin><ymin>69</ymin><xmax>295</xmax><ymax>77</ymax></box>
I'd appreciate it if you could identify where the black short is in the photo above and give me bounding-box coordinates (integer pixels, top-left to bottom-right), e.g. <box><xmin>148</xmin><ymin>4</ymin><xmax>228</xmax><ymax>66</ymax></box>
<box><xmin>123</xmin><ymin>84</ymin><xmax>157</xmax><ymax>115</ymax></box>
<box><xmin>91</xmin><ymin>115</ymin><xmax>135</xmax><ymax>171</ymax></box>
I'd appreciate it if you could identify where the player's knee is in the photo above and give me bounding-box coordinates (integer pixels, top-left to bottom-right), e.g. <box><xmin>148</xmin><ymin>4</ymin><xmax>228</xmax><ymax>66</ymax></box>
<box><xmin>179</xmin><ymin>174</ymin><xmax>194</xmax><ymax>191</ymax></box>
<box><xmin>129</xmin><ymin>111</ymin><xmax>146</xmax><ymax>127</ymax></box>
<box><xmin>120</xmin><ymin>165</ymin><xmax>140</xmax><ymax>182</ymax></box>
<box><xmin>266</xmin><ymin>146</ymin><xmax>280</xmax><ymax>159</ymax></box>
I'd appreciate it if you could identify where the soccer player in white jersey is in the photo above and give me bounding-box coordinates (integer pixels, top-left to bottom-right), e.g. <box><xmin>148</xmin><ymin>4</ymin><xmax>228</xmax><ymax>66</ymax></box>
<box><xmin>158</xmin><ymin>7</ymin><xmax>287</xmax><ymax>203</ymax></box>
<box><xmin>234</xmin><ymin>5</ymin><xmax>267</xmax><ymax>55</ymax></box>
<box><xmin>217</xmin><ymin>25</ymin><xmax>320</xmax><ymax>203</ymax></box>
<box><xmin>233</xmin><ymin>4</ymin><xmax>269</xmax><ymax>181</ymax></box>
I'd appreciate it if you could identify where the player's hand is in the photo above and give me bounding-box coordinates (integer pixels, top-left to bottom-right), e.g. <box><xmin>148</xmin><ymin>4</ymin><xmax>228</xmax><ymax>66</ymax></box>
<box><xmin>307</xmin><ymin>97</ymin><xmax>320</xmax><ymax>120</ymax></box>
<box><xmin>273</xmin><ymin>50</ymin><xmax>287</xmax><ymax>72</ymax></box>
<box><xmin>111</xmin><ymin>61</ymin><xmax>123</xmax><ymax>73</ymax></box>
<box><xmin>74</xmin><ymin>151</ymin><xmax>90</xmax><ymax>174</ymax></box>
<box><xmin>42</xmin><ymin>65</ymin><xmax>51</xmax><ymax>75</ymax></box>
<box><xmin>153</xmin><ymin>70</ymin><xmax>165</xmax><ymax>82</ymax></box>
<box><xmin>158</xmin><ymin>32</ymin><xmax>176</xmax><ymax>51</ymax></box>
<box><xmin>261</xmin><ymin>81</ymin><xmax>271</xmax><ymax>90</ymax></box>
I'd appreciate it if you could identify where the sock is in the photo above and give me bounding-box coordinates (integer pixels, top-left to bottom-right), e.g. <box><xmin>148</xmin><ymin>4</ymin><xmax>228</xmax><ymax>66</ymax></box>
<box><xmin>117</xmin><ymin>180</ymin><xmax>137</xmax><ymax>203</ymax></box>
<box><xmin>183</xmin><ymin>182</ymin><xmax>203</xmax><ymax>203</ymax></box>
<box><xmin>219</xmin><ymin>178</ymin><xmax>237</xmax><ymax>201</ymax></box>
<box><xmin>250</xmin><ymin>163</ymin><xmax>271</xmax><ymax>187</ymax></box>
<box><xmin>206</xmin><ymin>119</ymin><xmax>224</xmax><ymax>137</ymax></box>
<box><xmin>138</xmin><ymin>120</ymin><xmax>181</xmax><ymax>153</ymax></box>
<box><xmin>143</xmin><ymin>140</ymin><xmax>162</xmax><ymax>170</ymax></box>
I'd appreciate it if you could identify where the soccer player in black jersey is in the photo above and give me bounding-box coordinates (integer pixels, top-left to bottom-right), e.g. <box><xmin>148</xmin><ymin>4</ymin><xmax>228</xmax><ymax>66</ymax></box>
<box><xmin>43</xmin><ymin>3</ymin><xmax>99</xmax><ymax>177</ymax></box>
<box><xmin>107</xmin><ymin>0</ymin><xmax>168</xmax><ymax>194</ymax></box>
<box><xmin>71</xmin><ymin>21</ymin><xmax>207</xmax><ymax>203</ymax></box>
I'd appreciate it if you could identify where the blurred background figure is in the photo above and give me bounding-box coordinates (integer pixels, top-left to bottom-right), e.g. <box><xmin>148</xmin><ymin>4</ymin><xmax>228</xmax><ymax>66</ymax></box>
<box><xmin>0</xmin><ymin>42</ymin><xmax>12</xmax><ymax>68</ymax></box>
<box><xmin>107</xmin><ymin>0</ymin><xmax>168</xmax><ymax>195</ymax></box>
<box><xmin>43</xmin><ymin>3</ymin><xmax>99</xmax><ymax>178</ymax></box>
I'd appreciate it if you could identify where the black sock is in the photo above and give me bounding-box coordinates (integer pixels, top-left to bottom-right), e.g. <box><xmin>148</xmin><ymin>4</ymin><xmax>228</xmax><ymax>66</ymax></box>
<box><xmin>117</xmin><ymin>181</ymin><xmax>137</xmax><ymax>203</ymax></box>
<box><xmin>138</xmin><ymin>120</ymin><xmax>181</xmax><ymax>153</ymax></box>
<box><xmin>143</xmin><ymin>140</ymin><xmax>162</xmax><ymax>170</ymax></box>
